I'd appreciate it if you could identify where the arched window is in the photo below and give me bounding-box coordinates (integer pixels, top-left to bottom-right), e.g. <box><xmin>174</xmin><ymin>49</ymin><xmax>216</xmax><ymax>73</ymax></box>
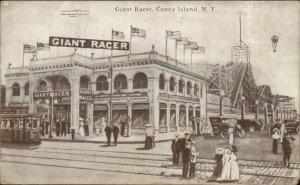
<box><xmin>12</xmin><ymin>83</ymin><xmax>20</xmax><ymax>96</ymax></box>
<box><xmin>179</xmin><ymin>79</ymin><xmax>184</xmax><ymax>93</ymax></box>
<box><xmin>96</xmin><ymin>75</ymin><xmax>108</xmax><ymax>91</ymax></box>
<box><xmin>37</xmin><ymin>81</ymin><xmax>47</xmax><ymax>91</ymax></box>
<box><xmin>159</xmin><ymin>74</ymin><xmax>165</xmax><ymax>90</ymax></box>
<box><xmin>50</xmin><ymin>76</ymin><xmax>70</xmax><ymax>90</ymax></box>
<box><xmin>24</xmin><ymin>82</ymin><xmax>29</xmax><ymax>95</ymax></box>
<box><xmin>80</xmin><ymin>75</ymin><xmax>90</xmax><ymax>89</ymax></box>
<box><xmin>169</xmin><ymin>77</ymin><xmax>175</xmax><ymax>92</ymax></box>
<box><xmin>187</xmin><ymin>81</ymin><xmax>192</xmax><ymax>95</ymax></box>
<box><xmin>114</xmin><ymin>74</ymin><xmax>127</xmax><ymax>90</ymax></box>
<box><xmin>133</xmin><ymin>72</ymin><xmax>148</xmax><ymax>89</ymax></box>
<box><xmin>194</xmin><ymin>84</ymin><xmax>199</xmax><ymax>96</ymax></box>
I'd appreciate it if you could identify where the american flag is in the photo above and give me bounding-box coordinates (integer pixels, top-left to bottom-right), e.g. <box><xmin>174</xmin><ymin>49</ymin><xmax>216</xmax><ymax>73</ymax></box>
<box><xmin>37</xmin><ymin>42</ymin><xmax>50</xmax><ymax>51</ymax></box>
<box><xmin>112</xmin><ymin>30</ymin><xmax>125</xmax><ymax>39</ymax></box>
<box><xmin>131</xmin><ymin>27</ymin><xmax>146</xmax><ymax>38</ymax></box>
<box><xmin>192</xmin><ymin>46</ymin><xmax>205</xmax><ymax>54</ymax></box>
<box><xmin>23</xmin><ymin>44</ymin><xmax>36</xmax><ymax>53</ymax></box>
<box><xmin>166</xmin><ymin>30</ymin><xmax>181</xmax><ymax>39</ymax></box>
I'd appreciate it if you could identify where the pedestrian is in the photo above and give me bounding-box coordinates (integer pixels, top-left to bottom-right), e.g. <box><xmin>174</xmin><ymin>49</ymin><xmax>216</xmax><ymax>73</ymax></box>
<box><xmin>104</xmin><ymin>124</ymin><xmax>113</xmax><ymax>146</ymax></box>
<box><xmin>282</xmin><ymin>133</ymin><xmax>294</xmax><ymax>168</ymax></box>
<box><xmin>61</xmin><ymin>118</ymin><xmax>66</xmax><ymax>137</ymax></box>
<box><xmin>67</xmin><ymin>119</ymin><xmax>71</xmax><ymax>134</ymax></box>
<box><xmin>84</xmin><ymin>119</ymin><xmax>89</xmax><ymax>136</ymax></box>
<box><xmin>171</xmin><ymin>134</ymin><xmax>180</xmax><ymax>165</ymax></box>
<box><xmin>40</xmin><ymin>119</ymin><xmax>45</xmax><ymax>137</ymax></box>
<box><xmin>45</xmin><ymin>120</ymin><xmax>49</xmax><ymax>135</ymax></box>
<box><xmin>189</xmin><ymin>141</ymin><xmax>199</xmax><ymax>178</ymax></box>
<box><xmin>55</xmin><ymin>118</ymin><xmax>60</xmax><ymax>137</ymax></box>
<box><xmin>229</xmin><ymin>147</ymin><xmax>239</xmax><ymax>181</ymax></box>
<box><xmin>112</xmin><ymin>122</ymin><xmax>120</xmax><ymax>146</ymax></box>
<box><xmin>280</xmin><ymin>121</ymin><xmax>286</xmax><ymax>143</ymax></box>
<box><xmin>144</xmin><ymin>123</ymin><xmax>153</xmax><ymax>149</ymax></box>
<box><xmin>120</xmin><ymin>118</ymin><xmax>125</xmax><ymax>136</ymax></box>
<box><xmin>191</xmin><ymin>117</ymin><xmax>196</xmax><ymax>135</ymax></box>
<box><xmin>78</xmin><ymin>118</ymin><xmax>85</xmax><ymax>137</ymax></box>
<box><xmin>211</xmin><ymin>147</ymin><xmax>224</xmax><ymax>181</ymax></box>
<box><xmin>220</xmin><ymin>149</ymin><xmax>231</xmax><ymax>181</ymax></box>
<box><xmin>272</xmin><ymin>128</ymin><xmax>280</xmax><ymax>154</ymax></box>
<box><xmin>182</xmin><ymin>140</ymin><xmax>191</xmax><ymax>178</ymax></box>
<box><xmin>196</xmin><ymin>119</ymin><xmax>201</xmax><ymax>135</ymax></box>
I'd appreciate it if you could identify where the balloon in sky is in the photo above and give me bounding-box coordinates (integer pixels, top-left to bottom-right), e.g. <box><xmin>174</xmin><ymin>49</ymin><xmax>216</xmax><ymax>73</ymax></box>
<box><xmin>271</xmin><ymin>35</ymin><xmax>279</xmax><ymax>52</ymax></box>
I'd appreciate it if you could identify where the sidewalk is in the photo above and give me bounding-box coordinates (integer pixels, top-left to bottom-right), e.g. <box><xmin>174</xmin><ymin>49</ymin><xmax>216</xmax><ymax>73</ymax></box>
<box><xmin>41</xmin><ymin>132</ymin><xmax>178</xmax><ymax>144</ymax></box>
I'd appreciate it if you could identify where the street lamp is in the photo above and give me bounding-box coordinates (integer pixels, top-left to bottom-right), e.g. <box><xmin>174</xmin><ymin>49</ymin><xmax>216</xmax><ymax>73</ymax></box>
<box><xmin>264</xmin><ymin>103</ymin><xmax>268</xmax><ymax>126</ymax></box>
<box><xmin>241</xmin><ymin>96</ymin><xmax>246</xmax><ymax>120</ymax></box>
<box><xmin>45</xmin><ymin>94</ymin><xmax>58</xmax><ymax>139</ymax></box>
<box><xmin>271</xmin><ymin>105</ymin><xmax>274</xmax><ymax>125</ymax></box>
<box><xmin>219</xmin><ymin>90</ymin><xmax>225</xmax><ymax>117</ymax></box>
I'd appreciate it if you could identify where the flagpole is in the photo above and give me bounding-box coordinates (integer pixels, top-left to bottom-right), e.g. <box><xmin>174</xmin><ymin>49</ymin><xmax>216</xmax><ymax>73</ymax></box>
<box><xmin>190</xmin><ymin>49</ymin><xmax>193</xmax><ymax>71</ymax></box>
<box><xmin>175</xmin><ymin>40</ymin><xmax>178</xmax><ymax>65</ymax></box>
<box><xmin>129</xmin><ymin>26</ymin><xmax>132</xmax><ymax>55</ymax></box>
<box><xmin>110</xmin><ymin>28</ymin><xmax>113</xmax><ymax>125</ymax></box>
<box><xmin>165</xmin><ymin>30</ymin><xmax>168</xmax><ymax>57</ymax></box>
<box><xmin>22</xmin><ymin>44</ymin><xmax>25</xmax><ymax>68</ymax></box>
<box><xmin>36</xmin><ymin>42</ymin><xmax>38</xmax><ymax>61</ymax></box>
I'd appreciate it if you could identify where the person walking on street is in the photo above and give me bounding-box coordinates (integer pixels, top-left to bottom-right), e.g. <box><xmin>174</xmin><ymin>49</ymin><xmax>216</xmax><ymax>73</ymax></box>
<box><xmin>272</xmin><ymin>128</ymin><xmax>280</xmax><ymax>154</ymax></box>
<box><xmin>182</xmin><ymin>141</ymin><xmax>191</xmax><ymax>178</ymax></box>
<box><xmin>105</xmin><ymin>124</ymin><xmax>113</xmax><ymax>146</ymax></box>
<box><xmin>61</xmin><ymin>118</ymin><xmax>67</xmax><ymax>137</ymax></box>
<box><xmin>120</xmin><ymin>118</ymin><xmax>125</xmax><ymax>136</ymax></box>
<box><xmin>189</xmin><ymin>141</ymin><xmax>199</xmax><ymax>178</ymax></box>
<box><xmin>55</xmin><ymin>118</ymin><xmax>60</xmax><ymax>137</ymax></box>
<box><xmin>211</xmin><ymin>147</ymin><xmax>224</xmax><ymax>181</ymax></box>
<box><xmin>282</xmin><ymin>133</ymin><xmax>294</xmax><ymax>168</ymax></box>
<box><xmin>45</xmin><ymin>120</ymin><xmax>49</xmax><ymax>135</ymax></box>
<box><xmin>112</xmin><ymin>122</ymin><xmax>120</xmax><ymax>146</ymax></box>
<box><xmin>171</xmin><ymin>134</ymin><xmax>180</xmax><ymax>165</ymax></box>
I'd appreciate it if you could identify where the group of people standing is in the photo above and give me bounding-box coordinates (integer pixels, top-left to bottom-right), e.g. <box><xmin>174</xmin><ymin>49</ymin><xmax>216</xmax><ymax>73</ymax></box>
<box><xmin>272</xmin><ymin>123</ymin><xmax>295</xmax><ymax>168</ymax></box>
<box><xmin>78</xmin><ymin>118</ymin><xmax>90</xmax><ymax>137</ymax></box>
<box><xmin>104</xmin><ymin>122</ymin><xmax>120</xmax><ymax>146</ymax></box>
<box><xmin>40</xmin><ymin>118</ymin><xmax>71</xmax><ymax>137</ymax></box>
<box><xmin>211</xmin><ymin>146</ymin><xmax>239</xmax><ymax>182</ymax></box>
<box><xmin>171</xmin><ymin>133</ymin><xmax>199</xmax><ymax>179</ymax></box>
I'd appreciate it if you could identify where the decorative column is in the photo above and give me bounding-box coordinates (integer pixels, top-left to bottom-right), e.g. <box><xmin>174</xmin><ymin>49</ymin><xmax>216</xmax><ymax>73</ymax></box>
<box><xmin>71</xmin><ymin>70</ymin><xmax>80</xmax><ymax>138</ymax></box>
<box><xmin>128</xmin><ymin>78</ymin><xmax>133</xmax><ymax>92</ymax></box>
<box><xmin>176</xmin><ymin>103</ymin><xmax>180</xmax><ymax>131</ymax></box>
<box><xmin>219</xmin><ymin>90</ymin><xmax>225</xmax><ymax>117</ymax></box>
<box><xmin>28</xmin><ymin>78</ymin><xmax>36</xmax><ymax>114</ymax></box>
<box><xmin>166</xmin><ymin>102</ymin><xmax>170</xmax><ymax>132</ymax></box>
<box><xmin>149</xmin><ymin>74</ymin><xmax>159</xmax><ymax>134</ymax></box>
<box><xmin>127</xmin><ymin>102</ymin><xmax>132</xmax><ymax>136</ymax></box>
<box><xmin>264</xmin><ymin>103</ymin><xmax>268</xmax><ymax>125</ymax></box>
<box><xmin>87</xmin><ymin>102</ymin><xmax>94</xmax><ymax>134</ymax></box>
<box><xmin>241</xmin><ymin>96</ymin><xmax>246</xmax><ymax>120</ymax></box>
<box><xmin>185</xmin><ymin>104</ymin><xmax>189</xmax><ymax>128</ymax></box>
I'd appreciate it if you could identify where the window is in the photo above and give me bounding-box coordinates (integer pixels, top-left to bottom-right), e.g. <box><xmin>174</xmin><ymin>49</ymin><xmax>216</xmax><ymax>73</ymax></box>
<box><xmin>96</xmin><ymin>75</ymin><xmax>108</xmax><ymax>91</ymax></box>
<box><xmin>200</xmin><ymin>85</ymin><xmax>203</xmax><ymax>98</ymax></box>
<box><xmin>133</xmin><ymin>72</ymin><xmax>148</xmax><ymax>89</ymax></box>
<box><xmin>24</xmin><ymin>82</ymin><xmax>29</xmax><ymax>95</ymax></box>
<box><xmin>187</xmin><ymin>81</ymin><xmax>192</xmax><ymax>95</ymax></box>
<box><xmin>179</xmin><ymin>79</ymin><xmax>184</xmax><ymax>93</ymax></box>
<box><xmin>37</xmin><ymin>81</ymin><xmax>47</xmax><ymax>91</ymax></box>
<box><xmin>194</xmin><ymin>84</ymin><xmax>199</xmax><ymax>96</ymax></box>
<box><xmin>159</xmin><ymin>74</ymin><xmax>165</xmax><ymax>90</ymax></box>
<box><xmin>80</xmin><ymin>75</ymin><xmax>90</xmax><ymax>89</ymax></box>
<box><xmin>12</xmin><ymin>83</ymin><xmax>20</xmax><ymax>96</ymax></box>
<box><xmin>114</xmin><ymin>74</ymin><xmax>127</xmax><ymax>90</ymax></box>
<box><xmin>169</xmin><ymin>77</ymin><xmax>175</xmax><ymax>92</ymax></box>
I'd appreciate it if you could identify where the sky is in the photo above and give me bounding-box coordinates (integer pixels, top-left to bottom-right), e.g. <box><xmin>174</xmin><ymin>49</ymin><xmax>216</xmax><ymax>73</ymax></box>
<box><xmin>1</xmin><ymin>1</ymin><xmax>299</xmax><ymax>111</ymax></box>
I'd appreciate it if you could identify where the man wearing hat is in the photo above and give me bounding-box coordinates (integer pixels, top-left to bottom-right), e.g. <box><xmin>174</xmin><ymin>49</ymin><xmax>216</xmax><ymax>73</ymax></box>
<box><xmin>104</xmin><ymin>124</ymin><xmax>113</xmax><ymax>146</ymax></box>
<box><xmin>282</xmin><ymin>133</ymin><xmax>294</xmax><ymax>167</ymax></box>
<box><xmin>171</xmin><ymin>134</ymin><xmax>180</xmax><ymax>165</ymax></box>
<box><xmin>189</xmin><ymin>141</ymin><xmax>199</xmax><ymax>178</ymax></box>
<box><xmin>182</xmin><ymin>140</ymin><xmax>191</xmax><ymax>178</ymax></box>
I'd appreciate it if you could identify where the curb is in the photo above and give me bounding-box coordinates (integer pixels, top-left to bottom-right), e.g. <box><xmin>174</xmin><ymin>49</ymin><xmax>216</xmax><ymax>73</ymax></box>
<box><xmin>41</xmin><ymin>138</ymin><xmax>173</xmax><ymax>144</ymax></box>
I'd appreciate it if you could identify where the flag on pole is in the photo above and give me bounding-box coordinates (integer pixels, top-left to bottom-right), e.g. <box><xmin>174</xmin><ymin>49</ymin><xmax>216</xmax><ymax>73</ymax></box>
<box><xmin>131</xmin><ymin>27</ymin><xmax>146</xmax><ymax>38</ymax></box>
<box><xmin>166</xmin><ymin>31</ymin><xmax>181</xmax><ymax>39</ymax></box>
<box><xmin>184</xmin><ymin>40</ymin><xmax>192</xmax><ymax>48</ymax></box>
<box><xmin>191</xmin><ymin>42</ymin><xmax>198</xmax><ymax>50</ymax></box>
<box><xmin>23</xmin><ymin>44</ymin><xmax>36</xmax><ymax>53</ymax></box>
<box><xmin>37</xmin><ymin>42</ymin><xmax>50</xmax><ymax>51</ymax></box>
<box><xmin>192</xmin><ymin>46</ymin><xmax>205</xmax><ymax>54</ymax></box>
<box><xmin>112</xmin><ymin>30</ymin><xmax>125</xmax><ymax>39</ymax></box>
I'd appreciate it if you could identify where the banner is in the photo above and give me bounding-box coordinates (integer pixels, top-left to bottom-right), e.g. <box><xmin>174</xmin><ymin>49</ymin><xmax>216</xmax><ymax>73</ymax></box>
<box><xmin>37</xmin><ymin>42</ymin><xmax>50</xmax><ymax>51</ymax></box>
<box><xmin>131</xmin><ymin>27</ymin><xmax>146</xmax><ymax>38</ymax></box>
<box><xmin>112</xmin><ymin>30</ymin><xmax>125</xmax><ymax>39</ymax></box>
<box><xmin>49</xmin><ymin>36</ymin><xmax>129</xmax><ymax>50</ymax></box>
<box><xmin>24</xmin><ymin>44</ymin><xmax>37</xmax><ymax>53</ymax></box>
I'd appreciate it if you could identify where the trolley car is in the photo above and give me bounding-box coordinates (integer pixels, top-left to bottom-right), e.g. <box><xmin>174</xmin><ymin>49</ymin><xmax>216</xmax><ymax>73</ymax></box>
<box><xmin>0</xmin><ymin>110</ymin><xmax>42</xmax><ymax>143</ymax></box>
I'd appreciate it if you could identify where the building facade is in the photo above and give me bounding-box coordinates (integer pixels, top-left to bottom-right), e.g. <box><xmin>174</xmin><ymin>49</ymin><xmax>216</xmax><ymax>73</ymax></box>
<box><xmin>4</xmin><ymin>49</ymin><xmax>208</xmax><ymax>136</ymax></box>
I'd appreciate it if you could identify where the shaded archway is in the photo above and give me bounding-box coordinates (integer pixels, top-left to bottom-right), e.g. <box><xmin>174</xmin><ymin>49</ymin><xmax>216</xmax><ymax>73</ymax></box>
<box><xmin>114</xmin><ymin>74</ymin><xmax>127</xmax><ymax>90</ymax></box>
<box><xmin>133</xmin><ymin>72</ymin><xmax>148</xmax><ymax>89</ymax></box>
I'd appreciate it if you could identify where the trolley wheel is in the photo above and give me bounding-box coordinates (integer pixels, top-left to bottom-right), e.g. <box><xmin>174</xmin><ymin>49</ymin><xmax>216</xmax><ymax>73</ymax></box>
<box><xmin>238</xmin><ymin>129</ymin><xmax>246</xmax><ymax>138</ymax></box>
<box><xmin>220</xmin><ymin>130</ymin><xmax>229</xmax><ymax>139</ymax></box>
<box><xmin>249</xmin><ymin>125</ymin><xmax>255</xmax><ymax>132</ymax></box>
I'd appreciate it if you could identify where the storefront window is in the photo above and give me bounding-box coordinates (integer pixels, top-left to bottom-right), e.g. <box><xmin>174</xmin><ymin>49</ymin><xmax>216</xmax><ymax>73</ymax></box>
<box><xmin>169</xmin><ymin>77</ymin><xmax>175</xmax><ymax>92</ymax></box>
<box><xmin>159</xmin><ymin>103</ymin><xmax>167</xmax><ymax>132</ymax></box>
<box><xmin>159</xmin><ymin>74</ymin><xmax>165</xmax><ymax>90</ymax></box>
<box><xmin>96</xmin><ymin>75</ymin><xmax>108</xmax><ymax>91</ymax></box>
<box><xmin>114</xmin><ymin>74</ymin><xmax>127</xmax><ymax>90</ymax></box>
<box><xmin>133</xmin><ymin>72</ymin><xmax>148</xmax><ymax>89</ymax></box>
<box><xmin>12</xmin><ymin>83</ymin><xmax>20</xmax><ymax>96</ymax></box>
<box><xmin>179</xmin><ymin>105</ymin><xmax>186</xmax><ymax>127</ymax></box>
<box><xmin>132</xmin><ymin>103</ymin><xmax>149</xmax><ymax>128</ymax></box>
<box><xmin>179</xmin><ymin>79</ymin><xmax>184</xmax><ymax>93</ymax></box>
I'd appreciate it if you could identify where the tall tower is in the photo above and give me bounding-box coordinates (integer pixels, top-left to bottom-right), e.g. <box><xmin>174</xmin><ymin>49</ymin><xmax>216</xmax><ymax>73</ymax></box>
<box><xmin>231</xmin><ymin>11</ymin><xmax>250</xmax><ymax>63</ymax></box>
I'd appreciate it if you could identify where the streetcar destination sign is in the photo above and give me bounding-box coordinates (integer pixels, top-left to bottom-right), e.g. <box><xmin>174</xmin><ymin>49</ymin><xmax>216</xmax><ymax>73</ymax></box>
<box><xmin>33</xmin><ymin>90</ymin><xmax>71</xmax><ymax>98</ymax></box>
<box><xmin>49</xmin><ymin>36</ymin><xmax>129</xmax><ymax>50</ymax></box>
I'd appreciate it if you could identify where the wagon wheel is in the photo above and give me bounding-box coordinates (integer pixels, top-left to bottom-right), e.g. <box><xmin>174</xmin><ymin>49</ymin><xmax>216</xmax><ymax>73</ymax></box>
<box><xmin>238</xmin><ymin>129</ymin><xmax>246</xmax><ymax>137</ymax></box>
<box><xmin>249</xmin><ymin>125</ymin><xmax>255</xmax><ymax>132</ymax></box>
<box><xmin>220</xmin><ymin>130</ymin><xmax>229</xmax><ymax>139</ymax></box>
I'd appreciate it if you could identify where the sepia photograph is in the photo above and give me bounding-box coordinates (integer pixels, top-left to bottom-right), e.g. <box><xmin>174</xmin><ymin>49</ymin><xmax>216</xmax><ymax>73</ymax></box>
<box><xmin>0</xmin><ymin>1</ymin><xmax>299</xmax><ymax>184</ymax></box>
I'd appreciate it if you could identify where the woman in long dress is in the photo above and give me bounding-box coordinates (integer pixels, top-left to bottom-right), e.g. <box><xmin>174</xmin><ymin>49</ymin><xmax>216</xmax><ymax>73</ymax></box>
<box><xmin>229</xmin><ymin>150</ymin><xmax>240</xmax><ymax>181</ymax></box>
<box><xmin>220</xmin><ymin>149</ymin><xmax>231</xmax><ymax>181</ymax></box>
<box><xmin>78</xmin><ymin>119</ymin><xmax>85</xmax><ymax>137</ymax></box>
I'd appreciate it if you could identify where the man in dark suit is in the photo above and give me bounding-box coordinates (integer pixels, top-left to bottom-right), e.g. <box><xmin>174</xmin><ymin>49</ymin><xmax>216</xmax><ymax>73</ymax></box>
<box><xmin>105</xmin><ymin>124</ymin><xmax>113</xmax><ymax>146</ymax></box>
<box><xmin>282</xmin><ymin>133</ymin><xmax>294</xmax><ymax>168</ymax></box>
<box><xmin>171</xmin><ymin>134</ymin><xmax>180</xmax><ymax>165</ymax></box>
<box><xmin>182</xmin><ymin>140</ymin><xmax>191</xmax><ymax>178</ymax></box>
<box><xmin>112</xmin><ymin>122</ymin><xmax>120</xmax><ymax>146</ymax></box>
<box><xmin>61</xmin><ymin>118</ymin><xmax>67</xmax><ymax>137</ymax></box>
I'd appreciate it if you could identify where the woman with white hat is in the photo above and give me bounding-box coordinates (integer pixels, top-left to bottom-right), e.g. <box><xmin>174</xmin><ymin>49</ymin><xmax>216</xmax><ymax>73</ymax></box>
<box><xmin>209</xmin><ymin>147</ymin><xmax>224</xmax><ymax>181</ymax></box>
<box><xmin>220</xmin><ymin>148</ymin><xmax>231</xmax><ymax>181</ymax></box>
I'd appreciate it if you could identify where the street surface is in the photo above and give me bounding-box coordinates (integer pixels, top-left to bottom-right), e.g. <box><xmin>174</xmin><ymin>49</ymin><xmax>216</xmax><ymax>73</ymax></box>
<box><xmin>1</xmin><ymin>132</ymin><xmax>299</xmax><ymax>184</ymax></box>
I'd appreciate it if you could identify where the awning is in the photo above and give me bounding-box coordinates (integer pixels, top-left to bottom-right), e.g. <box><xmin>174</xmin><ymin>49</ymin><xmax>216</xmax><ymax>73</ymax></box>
<box><xmin>132</xmin><ymin>103</ymin><xmax>149</xmax><ymax>110</ymax></box>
